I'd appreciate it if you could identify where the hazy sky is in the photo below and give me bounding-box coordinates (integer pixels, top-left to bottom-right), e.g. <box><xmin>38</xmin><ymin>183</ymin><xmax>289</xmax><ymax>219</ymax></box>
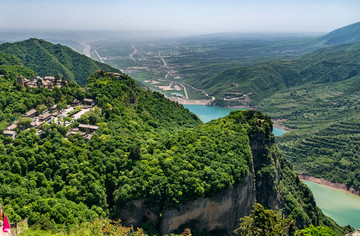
<box><xmin>1</xmin><ymin>0</ymin><xmax>360</xmax><ymax>34</ymax></box>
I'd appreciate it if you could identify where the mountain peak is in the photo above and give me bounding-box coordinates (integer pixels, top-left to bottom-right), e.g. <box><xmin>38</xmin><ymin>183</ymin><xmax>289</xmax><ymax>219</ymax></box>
<box><xmin>321</xmin><ymin>21</ymin><xmax>360</xmax><ymax>46</ymax></box>
<box><xmin>0</xmin><ymin>39</ymin><xmax>120</xmax><ymax>86</ymax></box>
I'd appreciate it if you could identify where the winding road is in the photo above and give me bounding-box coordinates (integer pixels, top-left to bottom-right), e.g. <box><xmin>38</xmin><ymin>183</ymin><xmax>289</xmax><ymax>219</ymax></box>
<box><xmin>179</xmin><ymin>83</ymin><xmax>189</xmax><ymax>99</ymax></box>
<box><xmin>94</xmin><ymin>49</ymin><xmax>104</xmax><ymax>63</ymax></box>
<box><xmin>183</xmin><ymin>82</ymin><xmax>214</xmax><ymax>101</ymax></box>
<box><xmin>129</xmin><ymin>45</ymin><xmax>137</xmax><ymax>61</ymax></box>
<box><xmin>81</xmin><ymin>43</ymin><xmax>91</xmax><ymax>58</ymax></box>
<box><xmin>159</xmin><ymin>52</ymin><xmax>167</xmax><ymax>68</ymax></box>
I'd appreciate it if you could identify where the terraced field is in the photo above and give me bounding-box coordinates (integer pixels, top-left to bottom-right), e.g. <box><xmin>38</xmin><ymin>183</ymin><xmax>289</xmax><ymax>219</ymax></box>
<box><xmin>278</xmin><ymin>120</ymin><xmax>360</xmax><ymax>189</ymax></box>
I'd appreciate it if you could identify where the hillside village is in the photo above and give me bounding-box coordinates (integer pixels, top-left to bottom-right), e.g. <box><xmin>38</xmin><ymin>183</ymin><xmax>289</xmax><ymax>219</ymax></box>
<box><xmin>2</xmin><ymin>74</ymin><xmax>98</xmax><ymax>141</ymax></box>
<box><xmin>17</xmin><ymin>74</ymin><xmax>67</xmax><ymax>89</ymax></box>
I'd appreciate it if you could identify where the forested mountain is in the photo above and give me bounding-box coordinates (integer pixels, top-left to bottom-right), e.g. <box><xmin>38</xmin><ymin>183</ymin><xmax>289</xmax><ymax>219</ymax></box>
<box><xmin>0</xmin><ymin>52</ymin><xmax>22</xmax><ymax>65</ymax></box>
<box><xmin>0</xmin><ymin>52</ymin><xmax>347</xmax><ymax>235</ymax></box>
<box><xmin>251</xmin><ymin>44</ymin><xmax>360</xmax><ymax>194</ymax></box>
<box><xmin>321</xmin><ymin>21</ymin><xmax>360</xmax><ymax>46</ymax></box>
<box><xmin>258</xmin><ymin>70</ymin><xmax>360</xmax><ymax>193</ymax></box>
<box><xmin>0</xmin><ymin>39</ymin><xmax>120</xmax><ymax>86</ymax></box>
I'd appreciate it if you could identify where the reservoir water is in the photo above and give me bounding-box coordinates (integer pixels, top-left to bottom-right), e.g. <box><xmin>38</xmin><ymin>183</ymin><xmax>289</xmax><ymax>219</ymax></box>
<box><xmin>183</xmin><ymin>105</ymin><xmax>242</xmax><ymax>123</ymax></box>
<box><xmin>303</xmin><ymin>180</ymin><xmax>360</xmax><ymax>229</ymax></box>
<box><xmin>184</xmin><ymin>105</ymin><xmax>285</xmax><ymax>136</ymax></box>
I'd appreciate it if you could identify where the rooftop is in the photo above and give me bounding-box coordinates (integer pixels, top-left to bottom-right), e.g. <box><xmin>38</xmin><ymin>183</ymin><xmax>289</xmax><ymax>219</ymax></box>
<box><xmin>3</xmin><ymin>130</ymin><xmax>16</xmax><ymax>135</ymax></box>
<box><xmin>79</xmin><ymin>124</ymin><xmax>99</xmax><ymax>130</ymax></box>
<box><xmin>24</xmin><ymin>109</ymin><xmax>37</xmax><ymax>117</ymax></box>
<box><xmin>7</xmin><ymin>124</ymin><xmax>17</xmax><ymax>130</ymax></box>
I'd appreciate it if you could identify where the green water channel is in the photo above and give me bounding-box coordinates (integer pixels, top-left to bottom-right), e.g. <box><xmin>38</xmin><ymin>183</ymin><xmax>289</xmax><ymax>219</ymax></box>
<box><xmin>183</xmin><ymin>105</ymin><xmax>285</xmax><ymax>136</ymax></box>
<box><xmin>303</xmin><ymin>180</ymin><xmax>360</xmax><ymax>229</ymax></box>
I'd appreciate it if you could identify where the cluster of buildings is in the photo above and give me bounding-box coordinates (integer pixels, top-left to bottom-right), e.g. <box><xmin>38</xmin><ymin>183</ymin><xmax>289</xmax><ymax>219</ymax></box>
<box><xmin>2</xmin><ymin>71</ymin><xmax>124</xmax><ymax>140</ymax></box>
<box><xmin>66</xmin><ymin>124</ymin><xmax>99</xmax><ymax>142</ymax></box>
<box><xmin>17</xmin><ymin>74</ymin><xmax>66</xmax><ymax>89</ymax></box>
<box><xmin>2</xmin><ymin>98</ymin><xmax>98</xmax><ymax>141</ymax></box>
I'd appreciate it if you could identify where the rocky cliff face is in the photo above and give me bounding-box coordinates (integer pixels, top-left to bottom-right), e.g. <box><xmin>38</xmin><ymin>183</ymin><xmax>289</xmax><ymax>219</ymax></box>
<box><xmin>160</xmin><ymin>175</ymin><xmax>256</xmax><ymax>235</ymax></box>
<box><xmin>248</xmin><ymin>124</ymin><xmax>281</xmax><ymax>210</ymax></box>
<box><xmin>118</xmin><ymin>171</ymin><xmax>256</xmax><ymax>235</ymax></box>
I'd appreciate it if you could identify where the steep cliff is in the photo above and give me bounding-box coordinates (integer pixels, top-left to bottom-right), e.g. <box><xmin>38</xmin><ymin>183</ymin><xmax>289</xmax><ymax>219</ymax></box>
<box><xmin>118</xmin><ymin>172</ymin><xmax>256</xmax><ymax>235</ymax></box>
<box><xmin>116</xmin><ymin>110</ymin><xmax>339</xmax><ymax>235</ymax></box>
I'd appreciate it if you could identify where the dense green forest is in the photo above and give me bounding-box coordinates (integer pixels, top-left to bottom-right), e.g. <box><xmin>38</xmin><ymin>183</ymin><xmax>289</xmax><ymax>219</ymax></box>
<box><xmin>0</xmin><ymin>50</ymin><xmax>348</xmax><ymax>235</ymax></box>
<box><xmin>234</xmin><ymin>203</ymin><xmax>338</xmax><ymax>236</ymax></box>
<box><xmin>0</xmin><ymin>39</ymin><xmax>120</xmax><ymax>86</ymax></box>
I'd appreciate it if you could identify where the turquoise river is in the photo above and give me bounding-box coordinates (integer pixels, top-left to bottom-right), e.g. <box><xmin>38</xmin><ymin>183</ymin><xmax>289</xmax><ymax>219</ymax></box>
<box><xmin>183</xmin><ymin>104</ymin><xmax>285</xmax><ymax>136</ymax></box>
<box><xmin>184</xmin><ymin>104</ymin><xmax>360</xmax><ymax>230</ymax></box>
<box><xmin>303</xmin><ymin>181</ymin><xmax>360</xmax><ymax>229</ymax></box>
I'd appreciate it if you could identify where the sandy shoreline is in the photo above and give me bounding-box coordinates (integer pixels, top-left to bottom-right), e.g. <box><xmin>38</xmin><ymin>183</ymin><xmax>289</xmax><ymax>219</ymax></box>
<box><xmin>222</xmin><ymin>105</ymin><xmax>250</xmax><ymax>109</ymax></box>
<box><xmin>272</xmin><ymin>119</ymin><xmax>292</xmax><ymax>131</ymax></box>
<box><xmin>175</xmin><ymin>99</ymin><xmax>212</xmax><ymax>105</ymax></box>
<box><xmin>272</xmin><ymin>123</ymin><xmax>291</xmax><ymax>131</ymax></box>
<box><xmin>298</xmin><ymin>174</ymin><xmax>360</xmax><ymax>197</ymax></box>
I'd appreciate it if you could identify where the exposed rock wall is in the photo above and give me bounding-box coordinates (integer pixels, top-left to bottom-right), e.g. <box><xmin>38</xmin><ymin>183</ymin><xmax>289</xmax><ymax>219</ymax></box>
<box><xmin>118</xmin><ymin>174</ymin><xmax>256</xmax><ymax>235</ymax></box>
<box><xmin>160</xmin><ymin>175</ymin><xmax>256</xmax><ymax>235</ymax></box>
<box><xmin>248</xmin><ymin>123</ymin><xmax>281</xmax><ymax>210</ymax></box>
<box><xmin>117</xmin><ymin>199</ymin><xmax>160</xmax><ymax>228</ymax></box>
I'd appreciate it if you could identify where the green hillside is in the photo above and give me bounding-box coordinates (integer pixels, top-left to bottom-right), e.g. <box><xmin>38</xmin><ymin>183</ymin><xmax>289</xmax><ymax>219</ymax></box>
<box><xmin>0</xmin><ymin>38</ymin><xmax>120</xmax><ymax>86</ymax></box>
<box><xmin>251</xmin><ymin>45</ymin><xmax>360</xmax><ymax>193</ymax></box>
<box><xmin>0</xmin><ymin>57</ymin><xmax>346</xmax><ymax>234</ymax></box>
<box><xmin>278</xmin><ymin>119</ymin><xmax>360</xmax><ymax>188</ymax></box>
<box><xmin>321</xmin><ymin>21</ymin><xmax>360</xmax><ymax>46</ymax></box>
<box><xmin>0</xmin><ymin>52</ymin><xmax>22</xmax><ymax>65</ymax></box>
<box><xmin>0</xmin><ymin>62</ymin><xmax>201</xmax><ymax>229</ymax></box>
<box><xmin>192</xmin><ymin>42</ymin><xmax>360</xmax><ymax>106</ymax></box>
<box><xmin>258</xmin><ymin>73</ymin><xmax>360</xmax><ymax>192</ymax></box>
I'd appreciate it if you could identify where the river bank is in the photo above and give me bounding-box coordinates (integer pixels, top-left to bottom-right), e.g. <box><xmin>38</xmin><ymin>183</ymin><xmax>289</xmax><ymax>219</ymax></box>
<box><xmin>298</xmin><ymin>174</ymin><xmax>360</xmax><ymax>197</ymax></box>
<box><xmin>303</xmin><ymin>179</ymin><xmax>360</xmax><ymax>230</ymax></box>
<box><xmin>272</xmin><ymin>119</ymin><xmax>292</xmax><ymax>131</ymax></box>
<box><xmin>173</xmin><ymin>99</ymin><xmax>212</xmax><ymax>105</ymax></box>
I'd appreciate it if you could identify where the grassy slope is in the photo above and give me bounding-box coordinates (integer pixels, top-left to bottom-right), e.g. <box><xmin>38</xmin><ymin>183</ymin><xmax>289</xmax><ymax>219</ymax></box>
<box><xmin>0</xmin><ymin>39</ymin><xmax>120</xmax><ymax>86</ymax></box>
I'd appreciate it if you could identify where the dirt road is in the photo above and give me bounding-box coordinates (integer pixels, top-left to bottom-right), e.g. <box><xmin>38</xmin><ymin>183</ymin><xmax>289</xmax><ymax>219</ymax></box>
<box><xmin>81</xmin><ymin>43</ymin><xmax>91</xmax><ymax>58</ymax></box>
<box><xmin>129</xmin><ymin>45</ymin><xmax>137</xmax><ymax>61</ymax></box>
<box><xmin>94</xmin><ymin>49</ymin><xmax>104</xmax><ymax>63</ymax></box>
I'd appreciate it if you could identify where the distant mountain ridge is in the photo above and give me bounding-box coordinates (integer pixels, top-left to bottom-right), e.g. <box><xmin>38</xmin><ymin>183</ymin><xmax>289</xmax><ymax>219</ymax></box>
<box><xmin>190</xmin><ymin>42</ymin><xmax>360</xmax><ymax>107</ymax></box>
<box><xmin>321</xmin><ymin>21</ymin><xmax>360</xmax><ymax>46</ymax></box>
<box><xmin>0</xmin><ymin>38</ymin><xmax>120</xmax><ymax>86</ymax></box>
